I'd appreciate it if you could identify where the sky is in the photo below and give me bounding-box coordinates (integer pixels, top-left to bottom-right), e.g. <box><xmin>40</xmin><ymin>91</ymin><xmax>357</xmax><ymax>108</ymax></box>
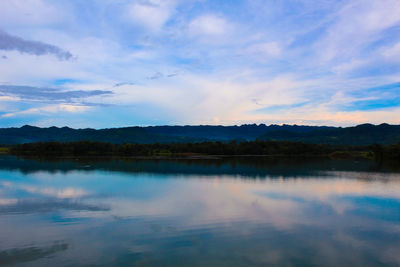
<box><xmin>0</xmin><ymin>0</ymin><xmax>399</xmax><ymax>128</ymax></box>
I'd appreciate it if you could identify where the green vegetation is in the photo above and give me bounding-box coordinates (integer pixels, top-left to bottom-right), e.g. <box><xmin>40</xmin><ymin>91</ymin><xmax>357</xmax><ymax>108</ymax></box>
<box><xmin>9</xmin><ymin>140</ymin><xmax>400</xmax><ymax>162</ymax></box>
<box><xmin>9</xmin><ymin>140</ymin><xmax>370</xmax><ymax>158</ymax></box>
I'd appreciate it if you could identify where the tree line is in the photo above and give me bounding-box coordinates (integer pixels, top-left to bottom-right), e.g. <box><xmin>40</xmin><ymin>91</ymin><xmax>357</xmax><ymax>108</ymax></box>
<box><xmin>8</xmin><ymin>140</ymin><xmax>373</xmax><ymax>157</ymax></box>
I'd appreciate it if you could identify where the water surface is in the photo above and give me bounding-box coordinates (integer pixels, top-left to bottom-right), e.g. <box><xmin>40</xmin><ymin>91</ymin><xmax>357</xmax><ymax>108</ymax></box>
<box><xmin>0</xmin><ymin>156</ymin><xmax>400</xmax><ymax>266</ymax></box>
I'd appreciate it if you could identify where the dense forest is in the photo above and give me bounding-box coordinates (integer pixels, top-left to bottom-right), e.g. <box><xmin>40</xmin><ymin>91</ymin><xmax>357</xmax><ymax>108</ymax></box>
<box><xmin>372</xmin><ymin>143</ymin><xmax>400</xmax><ymax>162</ymax></box>
<box><xmin>8</xmin><ymin>140</ymin><xmax>373</xmax><ymax>158</ymax></box>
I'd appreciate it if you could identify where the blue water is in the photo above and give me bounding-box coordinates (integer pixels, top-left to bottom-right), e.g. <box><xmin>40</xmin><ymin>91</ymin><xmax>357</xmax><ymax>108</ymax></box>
<box><xmin>0</xmin><ymin>156</ymin><xmax>399</xmax><ymax>266</ymax></box>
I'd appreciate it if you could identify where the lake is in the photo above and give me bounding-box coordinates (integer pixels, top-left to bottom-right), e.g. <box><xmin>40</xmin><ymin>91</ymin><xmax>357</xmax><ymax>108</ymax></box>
<box><xmin>0</xmin><ymin>155</ymin><xmax>400</xmax><ymax>266</ymax></box>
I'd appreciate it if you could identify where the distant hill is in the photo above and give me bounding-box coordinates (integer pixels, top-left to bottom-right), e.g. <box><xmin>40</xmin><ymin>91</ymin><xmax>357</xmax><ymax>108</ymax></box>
<box><xmin>0</xmin><ymin>123</ymin><xmax>399</xmax><ymax>145</ymax></box>
<box><xmin>0</xmin><ymin>125</ymin><xmax>194</xmax><ymax>144</ymax></box>
<box><xmin>258</xmin><ymin>123</ymin><xmax>400</xmax><ymax>145</ymax></box>
<box><xmin>146</xmin><ymin>124</ymin><xmax>334</xmax><ymax>141</ymax></box>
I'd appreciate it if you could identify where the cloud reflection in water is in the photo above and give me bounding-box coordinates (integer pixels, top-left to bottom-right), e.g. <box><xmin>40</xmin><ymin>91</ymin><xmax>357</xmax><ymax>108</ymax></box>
<box><xmin>0</xmin><ymin>156</ymin><xmax>399</xmax><ymax>266</ymax></box>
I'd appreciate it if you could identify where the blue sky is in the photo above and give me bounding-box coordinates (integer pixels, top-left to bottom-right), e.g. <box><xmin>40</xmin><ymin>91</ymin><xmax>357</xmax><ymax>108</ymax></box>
<box><xmin>0</xmin><ymin>0</ymin><xmax>399</xmax><ymax>128</ymax></box>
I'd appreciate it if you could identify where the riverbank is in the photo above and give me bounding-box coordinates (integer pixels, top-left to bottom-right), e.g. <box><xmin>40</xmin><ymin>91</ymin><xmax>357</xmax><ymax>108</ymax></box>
<box><xmin>8</xmin><ymin>140</ymin><xmax>382</xmax><ymax>160</ymax></box>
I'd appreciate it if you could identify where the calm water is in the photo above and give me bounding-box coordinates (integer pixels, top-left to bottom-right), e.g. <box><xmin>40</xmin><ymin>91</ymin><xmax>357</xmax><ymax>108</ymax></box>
<box><xmin>0</xmin><ymin>156</ymin><xmax>400</xmax><ymax>266</ymax></box>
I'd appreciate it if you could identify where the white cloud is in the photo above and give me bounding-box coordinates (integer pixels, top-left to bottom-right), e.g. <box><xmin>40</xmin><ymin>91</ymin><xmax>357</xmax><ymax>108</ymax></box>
<box><xmin>0</xmin><ymin>0</ymin><xmax>399</xmax><ymax>126</ymax></box>
<box><xmin>127</xmin><ymin>0</ymin><xmax>177</xmax><ymax>31</ymax></box>
<box><xmin>316</xmin><ymin>0</ymin><xmax>400</xmax><ymax>62</ymax></box>
<box><xmin>382</xmin><ymin>42</ymin><xmax>400</xmax><ymax>61</ymax></box>
<box><xmin>331</xmin><ymin>59</ymin><xmax>369</xmax><ymax>74</ymax></box>
<box><xmin>102</xmin><ymin>72</ymin><xmax>309</xmax><ymax>125</ymax></box>
<box><xmin>1</xmin><ymin>104</ymin><xmax>90</xmax><ymax>118</ymax></box>
<box><xmin>0</xmin><ymin>0</ymin><xmax>66</xmax><ymax>26</ymax></box>
<box><xmin>0</xmin><ymin>95</ymin><xmax>20</xmax><ymax>101</ymax></box>
<box><xmin>188</xmin><ymin>14</ymin><xmax>231</xmax><ymax>36</ymax></box>
<box><xmin>243</xmin><ymin>42</ymin><xmax>282</xmax><ymax>59</ymax></box>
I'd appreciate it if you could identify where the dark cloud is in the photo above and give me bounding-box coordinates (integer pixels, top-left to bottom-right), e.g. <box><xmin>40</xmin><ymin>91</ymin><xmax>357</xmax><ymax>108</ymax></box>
<box><xmin>0</xmin><ymin>29</ymin><xmax>73</xmax><ymax>60</ymax></box>
<box><xmin>0</xmin><ymin>84</ymin><xmax>112</xmax><ymax>101</ymax></box>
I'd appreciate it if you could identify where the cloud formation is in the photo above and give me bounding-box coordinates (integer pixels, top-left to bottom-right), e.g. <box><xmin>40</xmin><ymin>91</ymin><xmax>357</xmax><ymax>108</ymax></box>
<box><xmin>0</xmin><ymin>0</ymin><xmax>399</xmax><ymax>127</ymax></box>
<box><xmin>0</xmin><ymin>84</ymin><xmax>112</xmax><ymax>101</ymax></box>
<box><xmin>1</xmin><ymin>104</ymin><xmax>91</xmax><ymax>118</ymax></box>
<box><xmin>0</xmin><ymin>29</ymin><xmax>73</xmax><ymax>60</ymax></box>
<box><xmin>188</xmin><ymin>15</ymin><xmax>231</xmax><ymax>36</ymax></box>
<box><xmin>127</xmin><ymin>0</ymin><xmax>177</xmax><ymax>31</ymax></box>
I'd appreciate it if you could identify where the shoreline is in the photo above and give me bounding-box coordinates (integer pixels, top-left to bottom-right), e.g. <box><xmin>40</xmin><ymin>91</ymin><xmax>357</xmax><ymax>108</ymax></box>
<box><xmin>7</xmin><ymin>152</ymin><xmax>371</xmax><ymax>161</ymax></box>
<box><xmin>6</xmin><ymin>140</ymin><xmax>399</xmax><ymax>162</ymax></box>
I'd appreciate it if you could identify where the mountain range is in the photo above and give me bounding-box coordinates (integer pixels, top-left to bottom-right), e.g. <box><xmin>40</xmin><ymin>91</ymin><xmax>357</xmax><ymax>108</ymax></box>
<box><xmin>0</xmin><ymin>123</ymin><xmax>399</xmax><ymax>145</ymax></box>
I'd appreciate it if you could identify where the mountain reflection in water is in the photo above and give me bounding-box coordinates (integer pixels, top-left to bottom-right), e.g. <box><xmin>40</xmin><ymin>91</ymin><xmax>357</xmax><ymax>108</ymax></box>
<box><xmin>0</xmin><ymin>155</ymin><xmax>399</xmax><ymax>266</ymax></box>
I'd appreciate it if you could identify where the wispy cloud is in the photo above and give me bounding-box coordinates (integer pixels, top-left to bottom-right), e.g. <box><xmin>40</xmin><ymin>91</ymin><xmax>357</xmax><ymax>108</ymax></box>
<box><xmin>314</xmin><ymin>0</ymin><xmax>400</xmax><ymax>62</ymax></box>
<box><xmin>188</xmin><ymin>14</ymin><xmax>231</xmax><ymax>36</ymax></box>
<box><xmin>0</xmin><ymin>84</ymin><xmax>112</xmax><ymax>102</ymax></box>
<box><xmin>0</xmin><ymin>29</ymin><xmax>73</xmax><ymax>60</ymax></box>
<box><xmin>114</xmin><ymin>82</ymin><xmax>136</xmax><ymax>87</ymax></box>
<box><xmin>0</xmin><ymin>0</ymin><xmax>400</xmax><ymax>127</ymax></box>
<box><xmin>148</xmin><ymin>72</ymin><xmax>163</xmax><ymax>80</ymax></box>
<box><xmin>126</xmin><ymin>0</ymin><xmax>177</xmax><ymax>32</ymax></box>
<box><xmin>1</xmin><ymin>104</ymin><xmax>91</xmax><ymax>118</ymax></box>
<box><xmin>0</xmin><ymin>0</ymin><xmax>65</xmax><ymax>26</ymax></box>
<box><xmin>339</xmin><ymin>82</ymin><xmax>400</xmax><ymax>111</ymax></box>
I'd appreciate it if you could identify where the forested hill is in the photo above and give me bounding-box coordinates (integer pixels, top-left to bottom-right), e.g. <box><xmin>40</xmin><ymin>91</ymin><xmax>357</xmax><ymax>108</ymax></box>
<box><xmin>0</xmin><ymin>124</ymin><xmax>332</xmax><ymax>144</ymax></box>
<box><xmin>0</xmin><ymin>125</ymin><xmax>195</xmax><ymax>144</ymax></box>
<box><xmin>145</xmin><ymin>124</ymin><xmax>334</xmax><ymax>141</ymax></box>
<box><xmin>0</xmin><ymin>123</ymin><xmax>399</xmax><ymax>145</ymax></box>
<box><xmin>258</xmin><ymin>123</ymin><xmax>400</xmax><ymax>145</ymax></box>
